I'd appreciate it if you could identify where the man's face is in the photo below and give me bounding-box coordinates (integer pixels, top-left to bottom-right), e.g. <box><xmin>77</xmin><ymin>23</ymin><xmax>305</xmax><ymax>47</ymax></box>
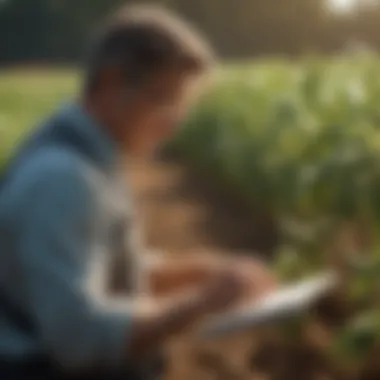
<box><xmin>118</xmin><ymin>70</ymin><xmax>203</xmax><ymax>155</ymax></box>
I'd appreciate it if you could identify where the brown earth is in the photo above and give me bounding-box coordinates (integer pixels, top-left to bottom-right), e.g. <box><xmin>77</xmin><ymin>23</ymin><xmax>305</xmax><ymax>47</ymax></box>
<box><xmin>127</xmin><ymin>154</ymin><xmax>273</xmax><ymax>380</ymax></box>
<box><xmin>126</xmin><ymin>153</ymin><xmax>380</xmax><ymax>380</ymax></box>
<box><xmin>126</xmin><ymin>155</ymin><xmax>342</xmax><ymax>380</ymax></box>
<box><xmin>127</xmin><ymin>155</ymin><xmax>279</xmax><ymax>257</ymax></box>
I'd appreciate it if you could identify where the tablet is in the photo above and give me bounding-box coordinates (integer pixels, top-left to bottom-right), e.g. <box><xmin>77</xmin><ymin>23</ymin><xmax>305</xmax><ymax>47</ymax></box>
<box><xmin>198</xmin><ymin>271</ymin><xmax>338</xmax><ymax>339</ymax></box>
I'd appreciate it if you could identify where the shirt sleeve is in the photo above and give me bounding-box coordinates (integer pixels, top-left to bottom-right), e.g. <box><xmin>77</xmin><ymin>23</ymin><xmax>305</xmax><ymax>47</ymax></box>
<box><xmin>11</xmin><ymin>148</ymin><xmax>134</xmax><ymax>372</ymax></box>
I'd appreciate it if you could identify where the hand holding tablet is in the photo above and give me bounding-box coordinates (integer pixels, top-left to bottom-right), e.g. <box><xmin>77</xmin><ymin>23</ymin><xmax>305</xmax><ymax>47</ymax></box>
<box><xmin>198</xmin><ymin>271</ymin><xmax>339</xmax><ymax>339</ymax></box>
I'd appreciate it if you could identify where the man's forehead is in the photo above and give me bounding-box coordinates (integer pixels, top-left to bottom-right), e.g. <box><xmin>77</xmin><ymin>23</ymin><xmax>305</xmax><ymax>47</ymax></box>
<box><xmin>136</xmin><ymin>69</ymin><xmax>202</xmax><ymax>102</ymax></box>
<box><xmin>148</xmin><ymin>69</ymin><xmax>199</xmax><ymax>88</ymax></box>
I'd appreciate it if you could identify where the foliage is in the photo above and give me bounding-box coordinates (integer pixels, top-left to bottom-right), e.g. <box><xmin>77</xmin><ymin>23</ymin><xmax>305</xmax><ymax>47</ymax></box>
<box><xmin>167</xmin><ymin>57</ymin><xmax>380</xmax><ymax>373</ymax></box>
<box><xmin>171</xmin><ymin>57</ymin><xmax>380</xmax><ymax>222</ymax></box>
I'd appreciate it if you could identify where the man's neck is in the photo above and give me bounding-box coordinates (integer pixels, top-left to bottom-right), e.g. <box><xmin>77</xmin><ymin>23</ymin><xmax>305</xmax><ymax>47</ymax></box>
<box><xmin>80</xmin><ymin>94</ymin><xmax>119</xmax><ymax>142</ymax></box>
<box><xmin>79</xmin><ymin>91</ymin><xmax>138</xmax><ymax>160</ymax></box>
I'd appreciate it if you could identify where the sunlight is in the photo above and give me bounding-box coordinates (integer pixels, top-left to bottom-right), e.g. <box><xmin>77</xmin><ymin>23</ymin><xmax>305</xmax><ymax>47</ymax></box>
<box><xmin>330</xmin><ymin>0</ymin><xmax>356</xmax><ymax>11</ymax></box>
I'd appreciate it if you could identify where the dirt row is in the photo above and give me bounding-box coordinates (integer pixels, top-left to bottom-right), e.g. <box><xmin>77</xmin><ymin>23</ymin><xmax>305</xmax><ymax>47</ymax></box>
<box><xmin>126</xmin><ymin>155</ymin><xmax>378</xmax><ymax>380</ymax></box>
<box><xmin>127</xmin><ymin>155</ymin><xmax>273</xmax><ymax>380</ymax></box>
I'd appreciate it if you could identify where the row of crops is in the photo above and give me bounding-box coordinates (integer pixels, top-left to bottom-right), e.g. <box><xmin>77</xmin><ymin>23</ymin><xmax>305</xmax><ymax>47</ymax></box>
<box><xmin>168</xmin><ymin>56</ymin><xmax>380</xmax><ymax>378</ymax></box>
<box><xmin>173</xmin><ymin>57</ymin><xmax>380</xmax><ymax>223</ymax></box>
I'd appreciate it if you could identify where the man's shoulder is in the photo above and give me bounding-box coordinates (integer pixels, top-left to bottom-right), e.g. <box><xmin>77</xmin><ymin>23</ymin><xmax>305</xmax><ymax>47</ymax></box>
<box><xmin>2</xmin><ymin>145</ymin><xmax>94</xmax><ymax>208</ymax></box>
<box><xmin>16</xmin><ymin>145</ymin><xmax>88</xmax><ymax>185</ymax></box>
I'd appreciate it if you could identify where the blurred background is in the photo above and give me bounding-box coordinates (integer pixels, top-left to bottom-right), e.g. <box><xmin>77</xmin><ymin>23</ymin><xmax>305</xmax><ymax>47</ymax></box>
<box><xmin>2</xmin><ymin>0</ymin><xmax>380</xmax><ymax>379</ymax></box>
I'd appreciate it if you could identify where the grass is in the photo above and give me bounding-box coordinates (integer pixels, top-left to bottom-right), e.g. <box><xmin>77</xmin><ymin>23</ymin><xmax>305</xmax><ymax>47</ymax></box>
<box><xmin>0</xmin><ymin>69</ymin><xmax>78</xmax><ymax>164</ymax></box>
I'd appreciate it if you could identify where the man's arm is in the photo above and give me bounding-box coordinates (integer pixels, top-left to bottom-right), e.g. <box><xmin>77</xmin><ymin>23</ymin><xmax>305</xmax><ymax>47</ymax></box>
<box><xmin>13</xmin><ymin>149</ymin><xmax>133</xmax><ymax>371</ymax></box>
<box><xmin>143</xmin><ymin>250</ymin><xmax>226</xmax><ymax>297</ymax></box>
<box><xmin>143</xmin><ymin>250</ymin><xmax>277</xmax><ymax>303</ymax></box>
<box><xmin>12</xmin><ymin>148</ymin><xmax>250</xmax><ymax>372</ymax></box>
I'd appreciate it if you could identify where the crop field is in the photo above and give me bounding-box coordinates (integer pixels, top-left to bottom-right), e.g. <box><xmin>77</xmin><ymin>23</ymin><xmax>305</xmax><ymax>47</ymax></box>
<box><xmin>169</xmin><ymin>57</ymin><xmax>380</xmax><ymax>379</ymax></box>
<box><xmin>2</xmin><ymin>59</ymin><xmax>380</xmax><ymax>379</ymax></box>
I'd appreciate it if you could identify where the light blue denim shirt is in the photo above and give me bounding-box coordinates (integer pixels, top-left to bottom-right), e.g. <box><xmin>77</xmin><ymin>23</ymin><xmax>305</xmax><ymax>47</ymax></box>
<box><xmin>0</xmin><ymin>103</ymin><xmax>142</xmax><ymax>372</ymax></box>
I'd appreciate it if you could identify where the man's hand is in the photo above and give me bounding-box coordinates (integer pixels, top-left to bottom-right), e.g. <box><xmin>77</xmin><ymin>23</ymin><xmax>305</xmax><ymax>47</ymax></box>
<box><xmin>146</xmin><ymin>251</ymin><xmax>276</xmax><ymax>307</ymax></box>
<box><xmin>145</xmin><ymin>251</ymin><xmax>224</xmax><ymax>296</ymax></box>
<box><xmin>200</xmin><ymin>256</ymin><xmax>277</xmax><ymax>313</ymax></box>
<box><xmin>229</xmin><ymin>256</ymin><xmax>277</xmax><ymax>303</ymax></box>
<box><xmin>129</xmin><ymin>256</ymin><xmax>276</xmax><ymax>360</ymax></box>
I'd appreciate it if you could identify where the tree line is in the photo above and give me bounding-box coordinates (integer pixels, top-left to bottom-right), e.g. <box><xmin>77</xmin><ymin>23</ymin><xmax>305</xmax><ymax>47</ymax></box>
<box><xmin>0</xmin><ymin>0</ymin><xmax>379</xmax><ymax>65</ymax></box>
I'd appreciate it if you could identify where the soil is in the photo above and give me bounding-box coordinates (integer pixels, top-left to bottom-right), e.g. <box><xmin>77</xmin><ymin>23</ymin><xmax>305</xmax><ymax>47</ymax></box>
<box><xmin>125</xmin><ymin>154</ymin><xmax>377</xmax><ymax>380</ymax></box>
<box><xmin>126</xmin><ymin>154</ymin><xmax>274</xmax><ymax>380</ymax></box>
<box><xmin>127</xmin><ymin>154</ymin><xmax>279</xmax><ymax>257</ymax></box>
<box><xmin>126</xmin><ymin>154</ymin><xmax>332</xmax><ymax>380</ymax></box>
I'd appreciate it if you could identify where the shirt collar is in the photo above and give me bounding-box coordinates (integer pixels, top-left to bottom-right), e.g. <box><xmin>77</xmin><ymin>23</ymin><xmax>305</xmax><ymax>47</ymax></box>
<box><xmin>61</xmin><ymin>102</ymin><xmax>118</xmax><ymax>169</ymax></box>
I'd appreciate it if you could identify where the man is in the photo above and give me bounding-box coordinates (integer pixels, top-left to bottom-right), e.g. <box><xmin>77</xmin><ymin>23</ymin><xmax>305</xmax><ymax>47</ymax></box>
<box><xmin>0</xmin><ymin>4</ymin><xmax>275</xmax><ymax>379</ymax></box>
